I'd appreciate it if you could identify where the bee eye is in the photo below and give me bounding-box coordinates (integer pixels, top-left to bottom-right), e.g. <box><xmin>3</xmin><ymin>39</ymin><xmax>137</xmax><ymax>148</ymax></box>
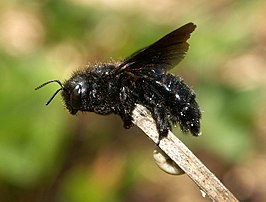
<box><xmin>70</xmin><ymin>84</ymin><xmax>82</xmax><ymax>109</ymax></box>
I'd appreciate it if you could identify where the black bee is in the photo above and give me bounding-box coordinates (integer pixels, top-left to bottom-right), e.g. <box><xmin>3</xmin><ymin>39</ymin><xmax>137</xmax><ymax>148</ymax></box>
<box><xmin>36</xmin><ymin>22</ymin><xmax>201</xmax><ymax>142</ymax></box>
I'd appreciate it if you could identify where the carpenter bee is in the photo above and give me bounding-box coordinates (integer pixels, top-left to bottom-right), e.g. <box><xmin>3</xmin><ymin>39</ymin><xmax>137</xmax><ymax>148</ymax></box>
<box><xmin>36</xmin><ymin>22</ymin><xmax>201</xmax><ymax>142</ymax></box>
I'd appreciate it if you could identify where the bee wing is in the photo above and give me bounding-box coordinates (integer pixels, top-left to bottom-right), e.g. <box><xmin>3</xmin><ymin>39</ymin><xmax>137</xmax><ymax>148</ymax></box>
<box><xmin>119</xmin><ymin>23</ymin><xmax>196</xmax><ymax>73</ymax></box>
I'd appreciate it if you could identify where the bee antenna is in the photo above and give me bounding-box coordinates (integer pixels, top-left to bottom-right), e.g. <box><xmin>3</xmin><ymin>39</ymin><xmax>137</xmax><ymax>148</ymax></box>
<box><xmin>35</xmin><ymin>80</ymin><xmax>64</xmax><ymax>106</ymax></box>
<box><xmin>45</xmin><ymin>88</ymin><xmax>63</xmax><ymax>106</ymax></box>
<box><xmin>35</xmin><ymin>80</ymin><xmax>64</xmax><ymax>90</ymax></box>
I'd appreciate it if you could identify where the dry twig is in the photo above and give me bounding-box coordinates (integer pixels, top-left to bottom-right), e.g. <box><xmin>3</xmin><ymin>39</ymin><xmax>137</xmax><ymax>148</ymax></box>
<box><xmin>132</xmin><ymin>104</ymin><xmax>239</xmax><ymax>202</ymax></box>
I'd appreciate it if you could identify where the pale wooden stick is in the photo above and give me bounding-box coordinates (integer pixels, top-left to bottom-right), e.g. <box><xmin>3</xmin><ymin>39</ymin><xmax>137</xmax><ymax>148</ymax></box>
<box><xmin>132</xmin><ymin>104</ymin><xmax>239</xmax><ymax>202</ymax></box>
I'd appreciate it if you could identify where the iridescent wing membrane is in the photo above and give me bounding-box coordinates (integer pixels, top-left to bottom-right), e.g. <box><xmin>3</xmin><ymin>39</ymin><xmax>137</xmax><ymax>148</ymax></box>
<box><xmin>119</xmin><ymin>23</ymin><xmax>196</xmax><ymax>74</ymax></box>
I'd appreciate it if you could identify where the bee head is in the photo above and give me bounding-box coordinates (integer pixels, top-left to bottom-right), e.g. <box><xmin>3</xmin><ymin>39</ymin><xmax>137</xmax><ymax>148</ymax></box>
<box><xmin>35</xmin><ymin>77</ymin><xmax>87</xmax><ymax>115</ymax></box>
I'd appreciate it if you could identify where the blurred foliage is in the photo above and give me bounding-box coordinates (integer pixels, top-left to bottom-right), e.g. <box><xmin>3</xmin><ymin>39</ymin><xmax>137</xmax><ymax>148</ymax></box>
<box><xmin>0</xmin><ymin>0</ymin><xmax>266</xmax><ymax>201</ymax></box>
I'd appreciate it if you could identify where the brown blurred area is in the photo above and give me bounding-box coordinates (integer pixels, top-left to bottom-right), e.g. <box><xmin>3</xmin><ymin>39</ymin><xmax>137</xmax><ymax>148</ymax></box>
<box><xmin>0</xmin><ymin>0</ymin><xmax>266</xmax><ymax>201</ymax></box>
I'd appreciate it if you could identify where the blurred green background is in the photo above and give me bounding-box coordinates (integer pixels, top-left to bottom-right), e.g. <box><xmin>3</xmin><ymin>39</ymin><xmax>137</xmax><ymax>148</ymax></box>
<box><xmin>1</xmin><ymin>0</ymin><xmax>266</xmax><ymax>201</ymax></box>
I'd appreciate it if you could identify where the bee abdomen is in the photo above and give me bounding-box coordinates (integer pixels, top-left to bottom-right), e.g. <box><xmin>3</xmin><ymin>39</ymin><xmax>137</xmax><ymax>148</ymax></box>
<box><xmin>155</xmin><ymin>74</ymin><xmax>201</xmax><ymax>136</ymax></box>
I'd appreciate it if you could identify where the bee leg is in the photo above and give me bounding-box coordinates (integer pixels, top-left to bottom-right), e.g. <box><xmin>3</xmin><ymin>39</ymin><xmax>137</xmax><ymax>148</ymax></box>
<box><xmin>141</xmin><ymin>81</ymin><xmax>170</xmax><ymax>145</ymax></box>
<box><xmin>150</xmin><ymin>106</ymin><xmax>170</xmax><ymax>145</ymax></box>
<box><xmin>119</xmin><ymin>109</ymin><xmax>134</xmax><ymax>129</ymax></box>
<box><xmin>118</xmin><ymin>86</ymin><xmax>136</xmax><ymax>129</ymax></box>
